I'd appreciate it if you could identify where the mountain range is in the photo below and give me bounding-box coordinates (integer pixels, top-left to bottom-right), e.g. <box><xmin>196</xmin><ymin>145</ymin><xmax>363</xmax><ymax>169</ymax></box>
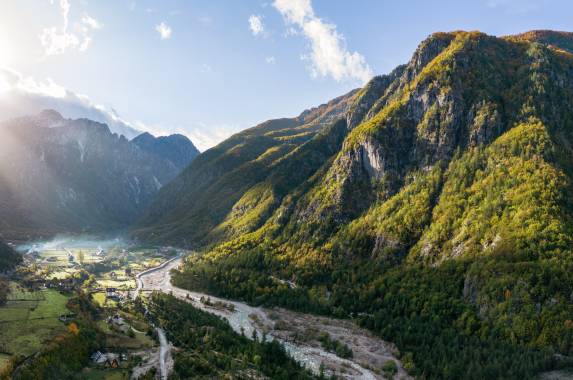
<box><xmin>1</xmin><ymin>28</ymin><xmax>573</xmax><ymax>379</ymax></box>
<box><xmin>134</xmin><ymin>30</ymin><xmax>573</xmax><ymax>378</ymax></box>
<box><xmin>0</xmin><ymin>110</ymin><xmax>198</xmax><ymax>238</ymax></box>
<box><xmin>137</xmin><ymin>30</ymin><xmax>573</xmax><ymax>256</ymax></box>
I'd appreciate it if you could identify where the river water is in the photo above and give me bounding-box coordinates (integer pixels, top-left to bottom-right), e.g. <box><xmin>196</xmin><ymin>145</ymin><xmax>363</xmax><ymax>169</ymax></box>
<box><xmin>137</xmin><ymin>257</ymin><xmax>408</xmax><ymax>379</ymax></box>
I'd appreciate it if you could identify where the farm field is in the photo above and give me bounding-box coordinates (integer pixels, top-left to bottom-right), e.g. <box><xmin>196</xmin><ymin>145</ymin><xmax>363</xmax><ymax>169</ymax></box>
<box><xmin>0</xmin><ymin>283</ymin><xmax>70</xmax><ymax>365</ymax></box>
<box><xmin>0</xmin><ymin>239</ymin><xmax>181</xmax><ymax>376</ymax></box>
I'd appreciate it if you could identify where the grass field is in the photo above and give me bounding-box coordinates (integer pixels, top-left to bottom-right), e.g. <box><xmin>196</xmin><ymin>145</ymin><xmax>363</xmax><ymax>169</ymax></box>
<box><xmin>1</xmin><ymin>242</ymin><xmax>177</xmax><ymax>376</ymax></box>
<box><xmin>97</xmin><ymin>279</ymin><xmax>135</xmax><ymax>290</ymax></box>
<box><xmin>0</xmin><ymin>284</ymin><xmax>70</xmax><ymax>357</ymax></box>
<box><xmin>92</xmin><ymin>292</ymin><xmax>120</xmax><ymax>308</ymax></box>
<box><xmin>40</xmin><ymin>248</ymin><xmax>101</xmax><ymax>263</ymax></box>
<box><xmin>81</xmin><ymin>367</ymin><xmax>130</xmax><ymax>380</ymax></box>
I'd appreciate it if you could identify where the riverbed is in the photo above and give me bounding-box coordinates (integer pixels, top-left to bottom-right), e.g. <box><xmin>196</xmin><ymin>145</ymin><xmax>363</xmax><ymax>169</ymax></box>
<box><xmin>139</xmin><ymin>257</ymin><xmax>410</xmax><ymax>380</ymax></box>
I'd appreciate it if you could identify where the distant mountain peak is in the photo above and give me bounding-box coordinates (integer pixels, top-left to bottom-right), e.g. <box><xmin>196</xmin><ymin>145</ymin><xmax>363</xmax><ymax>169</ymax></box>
<box><xmin>505</xmin><ymin>29</ymin><xmax>573</xmax><ymax>53</ymax></box>
<box><xmin>38</xmin><ymin>109</ymin><xmax>64</xmax><ymax>121</ymax></box>
<box><xmin>0</xmin><ymin>112</ymin><xmax>191</xmax><ymax>237</ymax></box>
<box><xmin>132</xmin><ymin>131</ymin><xmax>199</xmax><ymax>171</ymax></box>
<box><xmin>34</xmin><ymin>109</ymin><xmax>67</xmax><ymax>128</ymax></box>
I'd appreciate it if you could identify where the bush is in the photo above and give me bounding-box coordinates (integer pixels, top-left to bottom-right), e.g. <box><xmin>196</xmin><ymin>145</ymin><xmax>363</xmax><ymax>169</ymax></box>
<box><xmin>382</xmin><ymin>360</ymin><xmax>398</xmax><ymax>378</ymax></box>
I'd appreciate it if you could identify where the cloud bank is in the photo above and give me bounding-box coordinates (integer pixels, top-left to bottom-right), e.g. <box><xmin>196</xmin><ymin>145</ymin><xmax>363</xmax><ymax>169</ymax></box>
<box><xmin>0</xmin><ymin>67</ymin><xmax>141</xmax><ymax>139</ymax></box>
<box><xmin>0</xmin><ymin>68</ymin><xmax>237</xmax><ymax>150</ymax></box>
<box><xmin>273</xmin><ymin>0</ymin><xmax>372</xmax><ymax>84</ymax></box>
<box><xmin>39</xmin><ymin>0</ymin><xmax>101</xmax><ymax>56</ymax></box>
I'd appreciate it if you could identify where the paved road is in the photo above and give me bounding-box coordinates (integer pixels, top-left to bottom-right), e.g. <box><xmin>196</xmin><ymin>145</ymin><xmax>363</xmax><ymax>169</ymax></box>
<box><xmin>133</xmin><ymin>256</ymin><xmax>180</xmax><ymax>380</ymax></box>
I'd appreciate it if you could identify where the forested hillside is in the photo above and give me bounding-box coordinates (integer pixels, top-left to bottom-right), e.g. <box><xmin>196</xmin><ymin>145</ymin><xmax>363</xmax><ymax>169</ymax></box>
<box><xmin>0</xmin><ymin>240</ymin><xmax>21</xmax><ymax>273</ymax></box>
<box><xmin>134</xmin><ymin>91</ymin><xmax>356</xmax><ymax>244</ymax></box>
<box><xmin>0</xmin><ymin>240</ymin><xmax>21</xmax><ymax>306</ymax></box>
<box><xmin>141</xmin><ymin>30</ymin><xmax>573</xmax><ymax>378</ymax></box>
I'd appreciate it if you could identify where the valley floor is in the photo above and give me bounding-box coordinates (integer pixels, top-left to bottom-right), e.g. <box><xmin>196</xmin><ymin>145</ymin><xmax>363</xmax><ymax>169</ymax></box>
<box><xmin>138</xmin><ymin>257</ymin><xmax>410</xmax><ymax>379</ymax></box>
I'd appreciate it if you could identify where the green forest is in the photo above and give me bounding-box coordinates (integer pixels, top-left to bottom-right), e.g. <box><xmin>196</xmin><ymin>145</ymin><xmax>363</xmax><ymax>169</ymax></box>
<box><xmin>148</xmin><ymin>292</ymin><xmax>320</xmax><ymax>379</ymax></box>
<box><xmin>167</xmin><ymin>31</ymin><xmax>573</xmax><ymax>379</ymax></box>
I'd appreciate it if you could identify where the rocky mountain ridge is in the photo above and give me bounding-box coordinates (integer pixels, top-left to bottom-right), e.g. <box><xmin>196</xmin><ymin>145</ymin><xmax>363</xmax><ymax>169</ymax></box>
<box><xmin>135</xmin><ymin>30</ymin><xmax>573</xmax><ymax>378</ymax></box>
<box><xmin>0</xmin><ymin>110</ymin><xmax>197</xmax><ymax>238</ymax></box>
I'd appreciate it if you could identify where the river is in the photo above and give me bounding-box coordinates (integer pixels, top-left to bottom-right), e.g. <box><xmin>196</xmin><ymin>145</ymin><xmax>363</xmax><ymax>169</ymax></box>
<box><xmin>137</xmin><ymin>257</ymin><xmax>410</xmax><ymax>380</ymax></box>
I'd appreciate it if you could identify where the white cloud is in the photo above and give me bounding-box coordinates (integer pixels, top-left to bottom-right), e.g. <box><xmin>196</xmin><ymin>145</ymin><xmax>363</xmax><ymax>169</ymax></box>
<box><xmin>39</xmin><ymin>0</ymin><xmax>101</xmax><ymax>56</ymax></box>
<box><xmin>186</xmin><ymin>125</ymin><xmax>238</xmax><ymax>152</ymax></box>
<box><xmin>139</xmin><ymin>122</ymin><xmax>239</xmax><ymax>152</ymax></box>
<box><xmin>266</xmin><ymin>56</ymin><xmax>276</xmax><ymax>64</ymax></box>
<box><xmin>0</xmin><ymin>67</ymin><xmax>237</xmax><ymax>150</ymax></box>
<box><xmin>249</xmin><ymin>14</ymin><xmax>264</xmax><ymax>36</ymax></box>
<box><xmin>79</xmin><ymin>36</ymin><xmax>91</xmax><ymax>52</ymax></box>
<box><xmin>273</xmin><ymin>0</ymin><xmax>372</xmax><ymax>84</ymax></box>
<box><xmin>156</xmin><ymin>22</ymin><xmax>172</xmax><ymax>40</ymax></box>
<box><xmin>81</xmin><ymin>14</ymin><xmax>101</xmax><ymax>30</ymax></box>
<box><xmin>0</xmin><ymin>67</ymin><xmax>141</xmax><ymax>139</ymax></box>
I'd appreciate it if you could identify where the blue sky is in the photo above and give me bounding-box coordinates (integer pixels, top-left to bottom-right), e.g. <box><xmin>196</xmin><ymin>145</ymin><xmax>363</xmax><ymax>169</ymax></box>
<box><xmin>0</xmin><ymin>0</ymin><xmax>571</xmax><ymax>150</ymax></box>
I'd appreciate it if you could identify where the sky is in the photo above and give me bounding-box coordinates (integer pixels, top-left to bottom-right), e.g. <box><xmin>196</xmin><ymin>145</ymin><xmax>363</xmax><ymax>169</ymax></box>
<box><xmin>0</xmin><ymin>0</ymin><xmax>571</xmax><ymax>150</ymax></box>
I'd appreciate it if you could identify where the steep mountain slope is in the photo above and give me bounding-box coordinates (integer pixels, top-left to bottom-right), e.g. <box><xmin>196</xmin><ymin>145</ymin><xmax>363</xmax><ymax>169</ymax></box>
<box><xmin>0</xmin><ymin>110</ymin><xmax>193</xmax><ymax>238</ymax></box>
<box><xmin>134</xmin><ymin>91</ymin><xmax>357</xmax><ymax>244</ymax></box>
<box><xmin>140</xmin><ymin>30</ymin><xmax>573</xmax><ymax>378</ymax></box>
<box><xmin>132</xmin><ymin>132</ymin><xmax>199</xmax><ymax>171</ymax></box>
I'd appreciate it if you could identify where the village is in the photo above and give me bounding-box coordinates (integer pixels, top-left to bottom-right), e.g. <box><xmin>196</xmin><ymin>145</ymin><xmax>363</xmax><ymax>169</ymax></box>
<box><xmin>0</xmin><ymin>240</ymin><xmax>184</xmax><ymax>379</ymax></box>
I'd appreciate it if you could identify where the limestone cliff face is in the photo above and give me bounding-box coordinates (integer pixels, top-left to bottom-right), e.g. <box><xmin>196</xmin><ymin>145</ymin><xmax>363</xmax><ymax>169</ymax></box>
<box><xmin>291</xmin><ymin>33</ymin><xmax>466</xmax><ymax>229</ymax></box>
<box><xmin>268</xmin><ymin>30</ymin><xmax>573</xmax><ymax>264</ymax></box>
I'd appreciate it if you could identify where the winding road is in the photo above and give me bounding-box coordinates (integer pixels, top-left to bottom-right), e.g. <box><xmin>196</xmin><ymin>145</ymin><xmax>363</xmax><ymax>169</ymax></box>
<box><xmin>156</xmin><ymin>328</ymin><xmax>169</xmax><ymax>380</ymax></box>
<box><xmin>133</xmin><ymin>255</ymin><xmax>180</xmax><ymax>380</ymax></box>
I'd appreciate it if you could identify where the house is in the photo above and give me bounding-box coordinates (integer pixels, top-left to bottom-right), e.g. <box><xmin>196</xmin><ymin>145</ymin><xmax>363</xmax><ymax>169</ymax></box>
<box><xmin>57</xmin><ymin>280</ymin><xmax>73</xmax><ymax>291</ymax></box>
<box><xmin>28</xmin><ymin>249</ymin><xmax>41</xmax><ymax>259</ymax></box>
<box><xmin>58</xmin><ymin>313</ymin><xmax>76</xmax><ymax>323</ymax></box>
<box><xmin>90</xmin><ymin>351</ymin><xmax>105</xmax><ymax>364</ymax></box>
<box><xmin>91</xmin><ymin>351</ymin><xmax>121</xmax><ymax>367</ymax></box>
<box><xmin>105</xmin><ymin>357</ymin><xmax>120</xmax><ymax>368</ymax></box>
<box><xmin>108</xmin><ymin>314</ymin><xmax>130</xmax><ymax>334</ymax></box>
<box><xmin>108</xmin><ymin>313</ymin><xmax>126</xmax><ymax>327</ymax></box>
